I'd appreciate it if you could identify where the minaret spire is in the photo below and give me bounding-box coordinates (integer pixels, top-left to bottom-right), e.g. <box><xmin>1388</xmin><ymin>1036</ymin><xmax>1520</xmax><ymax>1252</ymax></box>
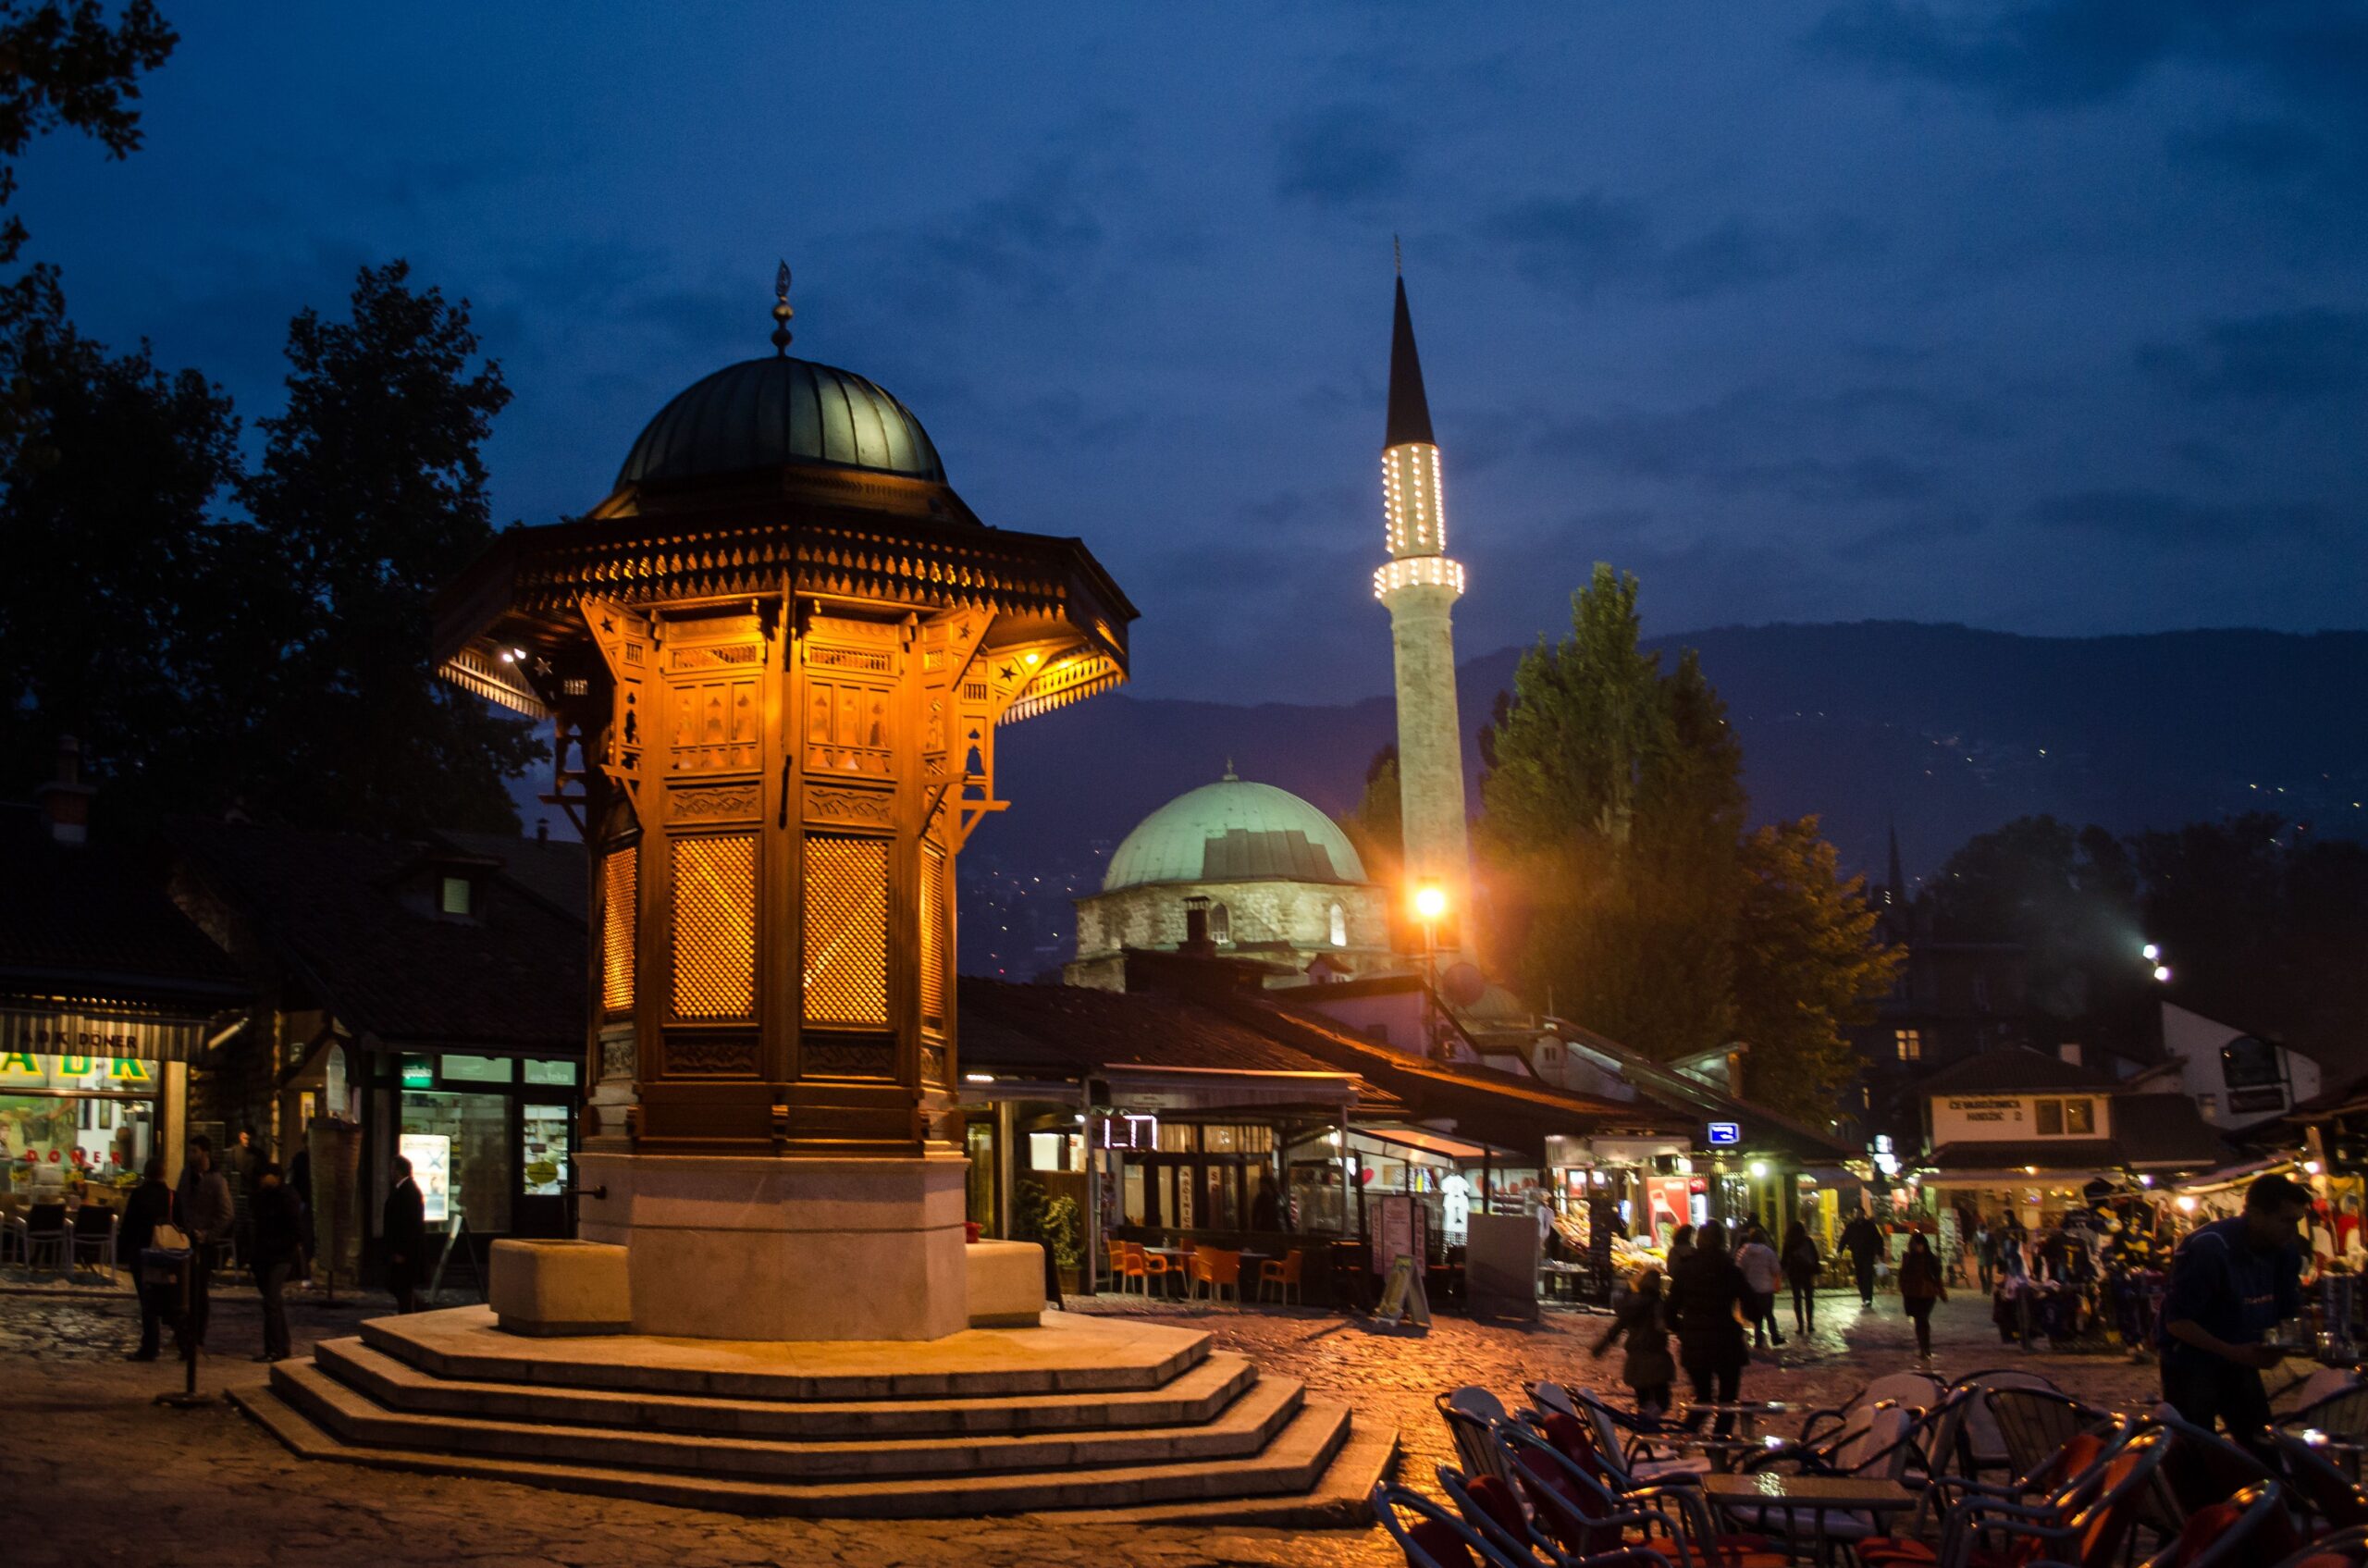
<box><xmin>1372</xmin><ymin>259</ymin><xmax>1471</xmax><ymax>959</ymax></box>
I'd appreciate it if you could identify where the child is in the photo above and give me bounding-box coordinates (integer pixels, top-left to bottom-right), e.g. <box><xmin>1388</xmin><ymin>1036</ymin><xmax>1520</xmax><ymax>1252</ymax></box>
<box><xmin>1593</xmin><ymin>1266</ymin><xmax>1677</xmax><ymax>1417</ymax></box>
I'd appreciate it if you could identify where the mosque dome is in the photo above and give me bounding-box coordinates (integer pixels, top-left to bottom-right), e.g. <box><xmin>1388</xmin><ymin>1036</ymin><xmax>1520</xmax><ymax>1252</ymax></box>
<box><xmin>1102</xmin><ymin>772</ymin><xmax>1368</xmax><ymax>893</ymax></box>
<box><xmin>617</xmin><ymin>355</ymin><xmax>947</xmax><ymax>490</ymax></box>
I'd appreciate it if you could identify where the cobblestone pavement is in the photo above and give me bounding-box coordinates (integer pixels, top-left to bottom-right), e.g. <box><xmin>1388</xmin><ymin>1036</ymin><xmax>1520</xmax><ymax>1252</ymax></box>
<box><xmin>0</xmin><ymin>1279</ymin><xmax>2241</xmax><ymax>1568</ymax></box>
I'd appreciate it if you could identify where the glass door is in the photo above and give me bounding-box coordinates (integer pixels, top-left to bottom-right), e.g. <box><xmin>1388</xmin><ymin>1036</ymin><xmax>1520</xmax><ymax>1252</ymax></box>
<box><xmin>512</xmin><ymin>1100</ymin><xmax>574</xmax><ymax>1238</ymax></box>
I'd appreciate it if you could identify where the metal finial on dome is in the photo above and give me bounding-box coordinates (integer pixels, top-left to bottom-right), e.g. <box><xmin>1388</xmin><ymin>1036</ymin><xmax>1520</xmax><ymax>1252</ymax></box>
<box><xmin>1222</xmin><ymin>757</ymin><xmax>1237</xmax><ymax>781</ymax></box>
<box><xmin>770</xmin><ymin>259</ymin><xmax>795</xmax><ymax>355</ymax></box>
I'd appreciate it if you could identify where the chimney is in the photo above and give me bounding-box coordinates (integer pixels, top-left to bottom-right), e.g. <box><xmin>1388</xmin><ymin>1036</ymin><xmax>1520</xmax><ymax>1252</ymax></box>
<box><xmin>1180</xmin><ymin>895</ymin><xmax>1216</xmax><ymax>958</ymax></box>
<box><xmin>536</xmin><ymin>816</ymin><xmax>550</xmax><ymax>843</ymax></box>
<box><xmin>35</xmin><ymin>735</ymin><xmax>94</xmax><ymax>846</ymax></box>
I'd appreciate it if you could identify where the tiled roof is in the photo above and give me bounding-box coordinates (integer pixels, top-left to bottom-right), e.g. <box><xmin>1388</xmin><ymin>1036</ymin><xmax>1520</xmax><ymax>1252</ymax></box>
<box><xmin>434</xmin><ymin>830</ymin><xmax>587</xmax><ymax>921</ymax></box>
<box><xmin>169</xmin><ymin>819</ymin><xmax>583</xmax><ymax>1053</ymax></box>
<box><xmin>1918</xmin><ymin>1046</ymin><xmax>2109</xmax><ymax>1096</ymax></box>
<box><xmin>0</xmin><ymin>806</ymin><xmax>247</xmax><ymax>1005</ymax></box>
<box><xmin>958</xmin><ymin>977</ymin><xmax>1363</xmax><ymax>1081</ymax></box>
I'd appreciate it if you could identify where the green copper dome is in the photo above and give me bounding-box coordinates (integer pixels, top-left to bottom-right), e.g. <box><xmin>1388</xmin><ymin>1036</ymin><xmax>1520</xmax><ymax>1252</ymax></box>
<box><xmin>618</xmin><ymin>355</ymin><xmax>946</xmax><ymax>489</ymax></box>
<box><xmin>1102</xmin><ymin>774</ymin><xmax>1368</xmax><ymax>893</ymax></box>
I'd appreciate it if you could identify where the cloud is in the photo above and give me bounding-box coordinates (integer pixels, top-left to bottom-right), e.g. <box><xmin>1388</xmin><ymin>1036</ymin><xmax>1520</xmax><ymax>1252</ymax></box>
<box><xmin>1486</xmin><ymin>192</ymin><xmax>1656</xmax><ymax>298</ymax></box>
<box><xmin>1659</xmin><ymin>221</ymin><xmax>1800</xmax><ymax>300</ymax></box>
<box><xmin>1273</xmin><ymin>103</ymin><xmax>1414</xmax><ymax>206</ymax></box>
<box><xmin>2164</xmin><ymin>118</ymin><xmax>2325</xmax><ymax>179</ymax></box>
<box><xmin>2023</xmin><ymin>488</ymin><xmax>2328</xmax><ymax>544</ymax></box>
<box><xmin>1807</xmin><ymin>1</ymin><xmax>2368</xmax><ymax>114</ymax></box>
<box><xmin>2135</xmin><ymin>309</ymin><xmax>2368</xmax><ymax>402</ymax></box>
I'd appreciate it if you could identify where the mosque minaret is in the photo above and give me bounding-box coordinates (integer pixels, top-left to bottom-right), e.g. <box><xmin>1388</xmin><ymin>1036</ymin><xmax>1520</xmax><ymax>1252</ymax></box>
<box><xmin>1372</xmin><ymin>259</ymin><xmax>1472</xmax><ymax>951</ymax></box>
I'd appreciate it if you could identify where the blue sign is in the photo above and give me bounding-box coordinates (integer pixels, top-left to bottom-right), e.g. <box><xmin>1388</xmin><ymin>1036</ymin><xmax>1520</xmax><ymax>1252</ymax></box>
<box><xmin>1706</xmin><ymin>1121</ymin><xmax>1742</xmax><ymax>1146</ymax></box>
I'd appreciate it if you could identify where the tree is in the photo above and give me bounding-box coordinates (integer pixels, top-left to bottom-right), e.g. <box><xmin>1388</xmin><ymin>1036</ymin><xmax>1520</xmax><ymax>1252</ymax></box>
<box><xmin>1733</xmin><ymin>817</ymin><xmax>1903</xmax><ymax>1123</ymax></box>
<box><xmin>1338</xmin><ymin>744</ymin><xmax>1402</xmax><ymax>883</ymax></box>
<box><xmin>239</xmin><ymin>261</ymin><xmax>538</xmax><ymax>832</ymax></box>
<box><xmin>1478</xmin><ymin>564</ymin><xmax>1743</xmax><ymax>1058</ymax></box>
<box><xmin>1924</xmin><ymin>813</ymin><xmax>2147</xmax><ymax>1031</ymax></box>
<box><xmin>0</xmin><ymin>1</ymin><xmax>176</xmax><ymax>266</ymax></box>
<box><xmin>0</xmin><ymin>286</ymin><xmax>250</xmax><ymax>808</ymax></box>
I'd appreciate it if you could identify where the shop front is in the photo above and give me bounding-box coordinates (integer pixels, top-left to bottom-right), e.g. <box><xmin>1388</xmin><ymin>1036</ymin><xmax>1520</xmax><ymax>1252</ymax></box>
<box><xmin>1</xmin><ymin>1004</ymin><xmax>225</xmax><ymax>1209</ymax></box>
<box><xmin>368</xmin><ymin>1049</ymin><xmax>582</xmax><ymax>1246</ymax></box>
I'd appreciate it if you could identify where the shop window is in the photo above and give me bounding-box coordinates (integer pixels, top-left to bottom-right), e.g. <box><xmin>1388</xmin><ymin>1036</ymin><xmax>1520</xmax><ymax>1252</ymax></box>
<box><xmin>2036</xmin><ymin>1099</ymin><xmax>2064</xmax><ymax>1135</ymax></box>
<box><xmin>2064</xmin><ymin>1098</ymin><xmax>2095</xmax><ymax>1135</ymax></box>
<box><xmin>440</xmin><ymin>874</ymin><xmax>474</xmax><ymax>917</ymax></box>
<box><xmin>399</xmin><ymin>1091</ymin><xmax>512</xmax><ymax>1231</ymax></box>
<box><xmin>441</xmin><ymin>1055</ymin><xmax>514</xmax><ymax>1084</ymax></box>
<box><xmin>1894</xmin><ymin>1029</ymin><xmax>1921</xmax><ymax>1062</ymax></box>
<box><xmin>521</xmin><ymin>1103</ymin><xmax>570</xmax><ymax>1195</ymax></box>
<box><xmin>523</xmin><ymin>1058</ymin><xmax>578</xmax><ymax>1087</ymax></box>
<box><xmin>2198</xmin><ymin>1093</ymin><xmax>2217</xmax><ymax>1121</ymax></box>
<box><xmin>1329</xmin><ymin>902</ymin><xmax>1348</xmax><ymax>947</ymax></box>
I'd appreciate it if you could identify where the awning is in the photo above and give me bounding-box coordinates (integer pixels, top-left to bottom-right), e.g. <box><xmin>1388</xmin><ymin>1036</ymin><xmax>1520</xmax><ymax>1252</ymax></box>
<box><xmin>1103</xmin><ymin>1066</ymin><xmax>1359</xmax><ymax>1116</ymax></box>
<box><xmin>0</xmin><ymin>1004</ymin><xmax>215</xmax><ymax>1065</ymax></box>
<box><xmin>1352</xmin><ymin>1126</ymin><xmax>1521</xmax><ymax>1163</ymax></box>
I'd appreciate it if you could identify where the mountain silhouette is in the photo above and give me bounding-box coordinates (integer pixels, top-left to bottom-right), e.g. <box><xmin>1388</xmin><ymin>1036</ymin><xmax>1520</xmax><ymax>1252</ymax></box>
<box><xmin>960</xmin><ymin>623</ymin><xmax>2368</xmax><ymax>975</ymax></box>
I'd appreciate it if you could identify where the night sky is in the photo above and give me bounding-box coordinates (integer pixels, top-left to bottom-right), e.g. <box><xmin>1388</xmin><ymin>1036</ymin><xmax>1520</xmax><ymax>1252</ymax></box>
<box><xmin>26</xmin><ymin>3</ymin><xmax>2366</xmax><ymax>704</ymax></box>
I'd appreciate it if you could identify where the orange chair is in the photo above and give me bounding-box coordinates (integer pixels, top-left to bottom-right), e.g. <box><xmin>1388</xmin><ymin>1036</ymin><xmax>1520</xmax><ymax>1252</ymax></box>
<box><xmin>1259</xmin><ymin>1248</ymin><xmax>1303</xmax><ymax>1305</ymax></box>
<box><xmin>1115</xmin><ymin>1241</ymin><xmax>1150</xmax><ymax>1296</ymax></box>
<box><xmin>1191</xmin><ymin>1247</ymin><xmax>1242</xmax><ymax>1305</ymax></box>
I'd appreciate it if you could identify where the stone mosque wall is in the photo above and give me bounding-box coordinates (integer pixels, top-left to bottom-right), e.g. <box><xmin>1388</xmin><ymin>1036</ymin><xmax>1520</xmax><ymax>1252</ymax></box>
<box><xmin>1067</xmin><ymin>879</ymin><xmax>1395</xmax><ymax>991</ymax></box>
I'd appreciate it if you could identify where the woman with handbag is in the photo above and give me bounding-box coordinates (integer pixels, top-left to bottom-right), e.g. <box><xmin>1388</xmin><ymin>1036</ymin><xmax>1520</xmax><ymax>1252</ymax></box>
<box><xmin>1592</xmin><ymin>1266</ymin><xmax>1676</xmax><ymax>1416</ymax></box>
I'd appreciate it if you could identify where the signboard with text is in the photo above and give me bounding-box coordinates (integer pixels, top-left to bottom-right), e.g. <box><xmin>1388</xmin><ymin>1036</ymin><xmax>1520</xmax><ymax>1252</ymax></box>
<box><xmin>1706</xmin><ymin>1121</ymin><xmax>1741</xmax><ymax>1146</ymax></box>
<box><xmin>0</xmin><ymin>1007</ymin><xmax>204</xmax><ymax>1063</ymax></box>
<box><xmin>1930</xmin><ymin>1093</ymin><xmax>2111</xmax><ymax>1144</ymax></box>
<box><xmin>0</xmin><ymin>1053</ymin><xmax>157</xmax><ymax>1093</ymax></box>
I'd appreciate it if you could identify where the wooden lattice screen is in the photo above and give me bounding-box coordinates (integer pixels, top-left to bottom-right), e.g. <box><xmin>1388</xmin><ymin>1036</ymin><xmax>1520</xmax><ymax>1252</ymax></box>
<box><xmin>803</xmin><ymin>834</ymin><xmax>889</xmax><ymax>1027</ymax></box>
<box><xmin>670</xmin><ymin>834</ymin><xmax>755</xmax><ymax>1019</ymax></box>
<box><xmin>600</xmin><ymin>847</ymin><xmax>636</xmax><ymax>1015</ymax></box>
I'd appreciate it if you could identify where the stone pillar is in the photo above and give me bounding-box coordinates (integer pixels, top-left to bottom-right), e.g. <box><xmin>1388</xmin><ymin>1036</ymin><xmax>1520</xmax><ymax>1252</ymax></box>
<box><xmin>1384</xmin><ymin>579</ymin><xmax>1472</xmax><ymax>946</ymax></box>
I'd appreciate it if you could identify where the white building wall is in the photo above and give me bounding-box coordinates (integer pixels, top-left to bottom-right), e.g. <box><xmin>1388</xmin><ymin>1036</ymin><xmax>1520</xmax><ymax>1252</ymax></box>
<box><xmin>2159</xmin><ymin>1001</ymin><xmax>2321</xmax><ymax>1130</ymax></box>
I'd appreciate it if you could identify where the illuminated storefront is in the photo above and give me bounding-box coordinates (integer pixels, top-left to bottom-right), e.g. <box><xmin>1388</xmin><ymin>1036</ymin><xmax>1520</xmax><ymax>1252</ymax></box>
<box><xmin>0</xmin><ymin>1050</ymin><xmax>165</xmax><ymax>1187</ymax></box>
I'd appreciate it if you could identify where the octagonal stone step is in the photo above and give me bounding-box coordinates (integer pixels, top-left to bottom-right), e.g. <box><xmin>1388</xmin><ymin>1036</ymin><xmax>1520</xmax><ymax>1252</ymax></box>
<box><xmin>313</xmin><ymin>1336</ymin><xmax>1260</xmax><ymax>1439</ymax></box>
<box><xmin>270</xmin><ymin>1355</ymin><xmax>1305</xmax><ymax>1482</ymax></box>
<box><xmin>233</xmin><ymin>1381</ymin><xmax>1367</xmax><ymax>1520</ymax></box>
<box><xmin>356</xmin><ymin>1304</ymin><xmax>1209</xmax><ymax>1400</ymax></box>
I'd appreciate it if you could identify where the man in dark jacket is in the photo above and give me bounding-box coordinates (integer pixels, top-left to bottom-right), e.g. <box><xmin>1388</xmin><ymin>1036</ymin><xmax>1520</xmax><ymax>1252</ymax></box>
<box><xmin>250</xmin><ymin>1163</ymin><xmax>304</xmax><ymax>1361</ymax></box>
<box><xmin>174</xmin><ymin>1136</ymin><xmax>235</xmax><ymax>1353</ymax></box>
<box><xmin>382</xmin><ymin>1154</ymin><xmax>426</xmax><ymax>1314</ymax></box>
<box><xmin>1666</xmin><ymin>1219</ymin><xmax>1753</xmax><ymax>1436</ymax></box>
<box><xmin>1841</xmin><ymin>1212</ymin><xmax>1885</xmax><ymax>1307</ymax></box>
<box><xmin>117</xmin><ymin>1156</ymin><xmax>175</xmax><ymax>1361</ymax></box>
<box><xmin>2158</xmin><ymin>1173</ymin><xmax>2310</xmax><ymax>1456</ymax></box>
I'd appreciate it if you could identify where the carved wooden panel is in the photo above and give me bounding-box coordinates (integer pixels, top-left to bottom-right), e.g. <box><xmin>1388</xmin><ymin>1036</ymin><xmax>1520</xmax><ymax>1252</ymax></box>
<box><xmin>663</xmin><ymin>1031</ymin><xmax>760</xmax><ymax>1078</ymax></box>
<box><xmin>669</xmin><ymin>673</ymin><xmax>759</xmax><ymax>774</ymax></box>
<box><xmin>921</xmin><ymin>1043</ymin><xmax>948</xmax><ymax>1085</ymax></box>
<box><xmin>805</xmin><ymin>785</ymin><xmax>894</xmax><ymax>827</ymax></box>
<box><xmin>599</xmin><ymin>848</ymin><xmax>636</xmax><ymax>1015</ymax></box>
<box><xmin>669</xmin><ymin>782</ymin><xmax>761</xmax><ymax>822</ymax></box>
<box><xmin>802</xmin><ymin>1034</ymin><xmax>896</xmax><ymax>1080</ymax></box>
<box><xmin>598</xmin><ymin>1025</ymin><xmax>636</xmax><ymax>1082</ymax></box>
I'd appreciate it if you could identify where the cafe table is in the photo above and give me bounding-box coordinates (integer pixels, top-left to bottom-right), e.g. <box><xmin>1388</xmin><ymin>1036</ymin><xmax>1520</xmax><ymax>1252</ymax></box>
<box><xmin>1701</xmin><ymin>1472</ymin><xmax>1918</xmax><ymax>1563</ymax></box>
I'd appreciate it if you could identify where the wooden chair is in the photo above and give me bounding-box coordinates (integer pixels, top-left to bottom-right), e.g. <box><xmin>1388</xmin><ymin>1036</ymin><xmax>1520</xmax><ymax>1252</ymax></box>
<box><xmin>1259</xmin><ymin>1248</ymin><xmax>1302</xmax><ymax>1305</ymax></box>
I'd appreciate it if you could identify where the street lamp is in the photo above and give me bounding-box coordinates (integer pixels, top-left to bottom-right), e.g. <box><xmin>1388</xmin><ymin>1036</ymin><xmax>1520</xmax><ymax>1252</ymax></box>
<box><xmin>1413</xmin><ymin>883</ymin><xmax>1446</xmax><ymax>1059</ymax></box>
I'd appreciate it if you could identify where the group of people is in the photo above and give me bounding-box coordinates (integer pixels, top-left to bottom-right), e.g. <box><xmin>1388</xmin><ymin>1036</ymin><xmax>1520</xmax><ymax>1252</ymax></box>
<box><xmin>109</xmin><ymin>1135</ymin><xmax>433</xmax><ymax>1366</ymax></box>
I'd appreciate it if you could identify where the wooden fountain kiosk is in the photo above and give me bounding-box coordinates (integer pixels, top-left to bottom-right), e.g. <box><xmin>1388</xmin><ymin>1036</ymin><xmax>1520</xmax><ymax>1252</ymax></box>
<box><xmin>434</xmin><ymin>271</ymin><xmax>1132</xmax><ymax>1340</ymax></box>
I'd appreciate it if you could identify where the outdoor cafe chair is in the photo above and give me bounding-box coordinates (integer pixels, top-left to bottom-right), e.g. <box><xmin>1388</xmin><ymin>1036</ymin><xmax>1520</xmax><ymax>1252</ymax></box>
<box><xmin>1546</xmin><ymin>1384</ymin><xmax>1707</xmax><ymax>1484</ymax></box>
<box><xmin>1789</xmin><ymin>1373</ymin><xmax>1944</xmax><ymax>1450</ymax></box>
<box><xmin>1854</xmin><ymin>1424</ymin><xmax>2128</xmax><ymax>1566</ymax></box>
<box><xmin>19</xmin><ymin>1202</ymin><xmax>71</xmax><ymax>1277</ymax></box>
<box><xmin>2269</xmin><ymin>1525</ymin><xmax>2368</xmax><ymax>1568</ymax></box>
<box><xmin>2273</xmin><ymin>1366</ymin><xmax>2361</xmax><ymax>1418</ymax></box>
<box><xmin>2125</xmin><ymin>1407</ymin><xmax>2276</xmax><ymax>1533</ymax></box>
<box><xmin>1722</xmin><ymin>1403</ymin><xmax>1924</xmax><ymax>1546</ymax></box>
<box><xmin>2136</xmin><ymin>1484</ymin><xmax>2300</xmax><ymax>1568</ymax></box>
<box><xmin>1499</xmin><ymin>1419</ymin><xmax>1791</xmax><ymax>1568</ymax></box>
<box><xmin>1258</xmin><ymin>1248</ymin><xmax>1302</xmax><ymax>1305</ymax></box>
<box><xmin>1441</xmin><ymin>1387</ymin><xmax>1520</xmax><ymax>1488</ymax></box>
<box><xmin>1985</xmin><ymin>1387</ymin><xmax>2115</xmax><ymax>1488</ymax></box>
<box><xmin>1944</xmin><ymin>1369</ymin><xmax>2063</xmax><ymax>1478</ymax></box>
<box><xmin>1189</xmin><ymin>1246</ymin><xmax>1241</xmax><ymax>1305</ymax></box>
<box><xmin>1376</xmin><ymin>1478</ymin><xmax>1537</xmax><ymax>1568</ymax></box>
<box><xmin>2280</xmin><ymin>1375</ymin><xmax>2368</xmax><ymax>1448</ymax></box>
<box><xmin>1862</xmin><ymin>1425</ymin><xmax>2170</xmax><ymax>1568</ymax></box>
<box><xmin>2266</xmin><ymin>1429</ymin><xmax>2368</xmax><ymax>1531</ymax></box>
<box><xmin>1440</xmin><ymin>1462</ymin><xmax>1575</xmax><ymax>1567</ymax></box>
<box><xmin>70</xmin><ymin>1206</ymin><xmax>117</xmax><ymax>1277</ymax></box>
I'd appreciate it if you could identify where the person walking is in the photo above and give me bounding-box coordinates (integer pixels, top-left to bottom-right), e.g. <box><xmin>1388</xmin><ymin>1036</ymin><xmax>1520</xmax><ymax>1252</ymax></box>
<box><xmin>1899</xmin><ymin>1230</ymin><xmax>1947</xmax><ymax>1361</ymax></box>
<box><xmin>173</xmin><ymin>1136</ymin><xmax>235</xmax><ymax>1355</ymax></box>
<box><xmin>1976</xmin><ymin>1215</ymin><xmax>1997</xmax><ymax>1293</ymax></box>
<box><xmin>1734</xmin><ymin>1223</ymin><xmax>1785</xmax><ymax>1347</ymax></box>
<box><xmin>1781</xmin><ymin>1220</ymin><xmax>1821</xmax><ymax>1337</ymax></box>
<box><xmin>250</xmin><ymin>1163</ymin><xmax>303</xmax><ymax>1362</ymax></box>
<box><xmin>117</xmin><ymin>1156</ymin><xmax>175</xmax><ymax>1362</ymax></box>
<box><xmin>1841</xmin><ymin>1210</ymin><xmax>1884</xmax><ymax>1307</ymax></box>
<box><xmin>1667</xmin><ymin>1219</ymin><xmax>1752</xmax><ymax>1437</ymax></box>
<box><xmin>381</xmin><ymin>1154</ymin><xmax>426</xmax><ymax>1314</ymax></box>
<box><xmin>2157</xmin><ymin>1173</ymin><xmax>2310</xmax><ymax>1457</ymax></box>
<box><xmin>1667</xmin><ymin>1222</ymin><xmax>1696</xmax><ymax>1277</ymax></box>
<box><xmin>1592</xmin><ymin>1266</ymin><xmax>1677</xmax><ymax>1417</ymax></box>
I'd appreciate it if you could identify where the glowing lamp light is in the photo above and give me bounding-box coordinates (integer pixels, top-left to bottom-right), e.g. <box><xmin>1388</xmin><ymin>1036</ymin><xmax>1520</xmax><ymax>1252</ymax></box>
<box><xmin>1749</xmin><ymin>1160</ymin><xmax>1770</xmax><ymax>1179</ymax></box>
<box><xmin>2138</xmin><ymin>1174</ymin><xmax>2154</xmax><ymax>1187</ymax></box>
<box><xmin>2141</xmin><ymin>943</ymin><xmax>2161</xmax><ymax>962</ymax></box>
<box><xmin>2305</xmin><ymin>1159</ymin><xmax>2323</xmax><ymax>1175</ymax></box>
<box><xmin>2177</xmin><ymin>1195</ymin><xmax>2198</xmax><ymax>1213</ymax></box>
<box><xmin>2152</xmin><ymin>964</ymin><xmax>2174</xmax><ymax>983</ymax></box>
<box><xmin>962</xmin><ymin>1072</ymin><xmax>995</xmax><ymax>1084</ymax></box>
<box><xmin>1413</xmin><ymin>884</ymin><xmax>1448</xmax><ymax>921</ymax></box>
<box><xmin>2025</xmin><ymin>1166</ymin><xmax>2039</xmax><ymax>1176</ymax></box>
